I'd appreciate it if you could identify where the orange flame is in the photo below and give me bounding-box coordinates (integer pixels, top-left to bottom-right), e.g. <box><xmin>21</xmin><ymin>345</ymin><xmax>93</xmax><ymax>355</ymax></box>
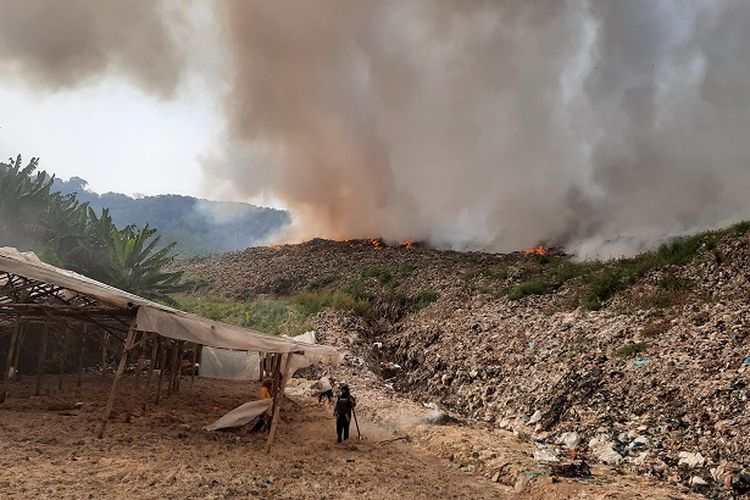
<box><xmin>523</xmin><ymin>245</ymin><xmax>548</xmax><ymax>256</ymax></box>
<box><xmin>400</xmin><ymin>240</ymin><xmax>414</xmax><ymax>250</ymax></box>
<box><xmin>370</xmin><ymin>238</ymin><xmax>385</xmax><ymax>250</ymax></box>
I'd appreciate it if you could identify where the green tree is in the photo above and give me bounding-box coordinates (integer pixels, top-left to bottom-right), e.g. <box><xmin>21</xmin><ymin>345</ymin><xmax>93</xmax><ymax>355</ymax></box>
<box><xmin>0</xmin><ymin>154</ymin><xmax>187</xmax><ymax>302</ymax></box>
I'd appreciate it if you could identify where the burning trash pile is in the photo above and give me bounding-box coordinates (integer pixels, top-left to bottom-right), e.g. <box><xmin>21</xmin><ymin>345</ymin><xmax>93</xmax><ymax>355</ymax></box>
<box><xmin>176</xmin><ymin>227</ymin><xmax>750</xmax><ymax>496</ymax></box>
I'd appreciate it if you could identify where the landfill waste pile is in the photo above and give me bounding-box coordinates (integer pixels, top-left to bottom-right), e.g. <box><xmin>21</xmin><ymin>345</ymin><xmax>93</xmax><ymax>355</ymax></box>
<box><xmin>176</xmin><ymin>224</ymin><xmax>750</xmax><ymax>498</ymax></box>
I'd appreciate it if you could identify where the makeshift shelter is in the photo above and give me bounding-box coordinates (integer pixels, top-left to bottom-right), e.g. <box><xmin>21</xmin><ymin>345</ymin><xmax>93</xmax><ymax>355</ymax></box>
<box><xmin>0</xmin><ymin>247</ymin><xmax>342</xmax><ymax>450</ymax></box>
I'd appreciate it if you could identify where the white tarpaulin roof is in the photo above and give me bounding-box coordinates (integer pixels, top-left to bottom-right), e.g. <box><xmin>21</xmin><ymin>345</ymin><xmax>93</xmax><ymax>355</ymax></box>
<box><xmin>0</xmin><ymin>247</ymin><xmax>342</xmax><ymax>364</ymax></box>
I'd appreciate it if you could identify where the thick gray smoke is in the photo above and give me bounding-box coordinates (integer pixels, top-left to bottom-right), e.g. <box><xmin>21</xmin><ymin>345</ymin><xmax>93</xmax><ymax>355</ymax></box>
<box><xmin>0</xmin><ymin>0</ymin><xmax>184</xmax><ymax>96</ymax></box>
<box><xmin>4</xmin><ymin>1</ymin><xmax>750</xmax><ymax>257</ymax></box>
<box><xmin>213</xmin><ymin>0</ymin><xmax>750</xmax><ymax>256</ymax></box>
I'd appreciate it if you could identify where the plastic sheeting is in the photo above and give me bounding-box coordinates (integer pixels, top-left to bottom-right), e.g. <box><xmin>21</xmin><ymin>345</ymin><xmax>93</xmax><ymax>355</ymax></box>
<box><xmin>204</xmin><ymin>399</ymin><xmax>272</xmax><ymax>431</ymax></box>
<box><xmin>0</xmin><ymin>247</ymin><xmax>342</xmax><ymax>364</ymax></box>
<box><xmin>200</xmin><ymin>348</ymin><xmax>261</xmax><ymax>381</ymax></box>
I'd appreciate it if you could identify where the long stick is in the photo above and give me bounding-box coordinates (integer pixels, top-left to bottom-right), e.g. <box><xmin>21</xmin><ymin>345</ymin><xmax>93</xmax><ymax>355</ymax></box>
<box><xmin>76</xmin><ymin>327</ymin><xmax>85</xmax><ymax>393</ymax></box>
<box><xmin>35</xmin><ymin>323</ymin><xmax>50</xmax><ymax>396</ymax></box>
<box><xmin>126</xmin><ymin>345</ymin><xmax>145</xmax><ymax>423</ymax></box>
<box><xmin>101</xmin><ymin>332</ymin><xmax>108</xmax><ymax>373</ymax></box>
<box><xmin>1</xmin><ymin>320</ymin><xmax>21</xmax><ymax>404</ymax></box>
<box><xmin>353</xmin><ymin>407</ymin><xmax>362</xmax><ymax>440</ymax></box>
<box><xmin>58</xmin><ymin>330</ymin><xmax>67</xmax><ymax>392</ymax></box>
<box><xmin>265</xmin><ymin>353</ymin><xmax>288</xmax><ymax>454</ymax></box>
<box><xmin>190</xmin><ymin>345</ymin><xmax>197</xmax><ymax>385</ymax></box>
<box><xmin>155</xmin><ymin>343</ymin><xmax>167</xmax><ymax>404</ymax></box>
<box><xmin>97</xmin><ymin>323</ymin><xmax>136</xmax><ymax>439</ymax></box>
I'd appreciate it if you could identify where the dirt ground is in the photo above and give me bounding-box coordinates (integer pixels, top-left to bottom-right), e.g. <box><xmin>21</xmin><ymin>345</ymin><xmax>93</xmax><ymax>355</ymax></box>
<box><xmin>0</xmin><ymin>373</ymin><xmax>697</xmax><ymax>499</ymax></box>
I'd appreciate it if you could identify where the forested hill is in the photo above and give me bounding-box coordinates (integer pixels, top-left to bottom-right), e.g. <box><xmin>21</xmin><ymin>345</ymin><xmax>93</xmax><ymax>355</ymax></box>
<box><xmin>52</xmin><ymin>177</ymin><xmax>290</xmax><ymax>256</ymax></box>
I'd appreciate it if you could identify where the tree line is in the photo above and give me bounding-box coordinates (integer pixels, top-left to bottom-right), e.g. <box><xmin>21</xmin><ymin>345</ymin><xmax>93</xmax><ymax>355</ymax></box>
<box><xmin>0</xmin><ymin>155</ymin><xmax>185</xmax><ymax>303</ymax></box>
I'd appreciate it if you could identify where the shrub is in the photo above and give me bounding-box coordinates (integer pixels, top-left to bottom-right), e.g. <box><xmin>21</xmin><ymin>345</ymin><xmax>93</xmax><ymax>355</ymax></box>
<box><xmin>415</xmin><ymin>289</ymin><xmax>440</xmax><ymax>309</ymax></box>
<box><xmin>306</xmin><ymin>274</ymin><xmax>340</xmax><ymax>290</ymax></box>
<box><xmin>506</xmin><ymin>279</ymin><xmax>551</xmax><ymax>300</ymax></box>
<box><xmin>614</xmin><ymin>342</ymin><xmax>649</xmax><ymax>358</ymax></box>
<box><xmin>641</xmin><ymin>321</ymin><xmax>670</xmax><ymax>338</ymax></box>
<box><xmin>270</xmin><ymin>277</ymin><xmax>293</xmax><ymax>294</ymax></box>
<box><xmin>361</xmin><ymin>267</ymin><xmax>395</xmax><ymax>285</ymax></box>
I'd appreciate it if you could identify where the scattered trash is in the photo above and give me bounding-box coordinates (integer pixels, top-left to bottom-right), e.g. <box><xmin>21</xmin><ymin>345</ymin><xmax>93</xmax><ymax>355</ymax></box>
<box><xmin>689</xmin><ymin>476</ymin><xmax>708</xmax><ymax>486</ymax></box>
<box><xmin>549</xmin><ymin>460</ymin><xmax>592</xmax><ymax>478</ymax></box>
<box><xmin>533</xmin><ymin>448</ymin><xmax>559</xmax><ymax>462</ymax></box>
<box><xmin>527</xmin><ymin>410</ymin><xmax>543</xmax><ymax>425</ymax></box>
<box><xmin>678</xmin><ymin>451</ymin><xmax>706</xmax><ymax>468</ymax></box>
<box><xmin>634</xmin><ymin>358</ymin><xmax>651</xmax><ymax>367</ymax></box>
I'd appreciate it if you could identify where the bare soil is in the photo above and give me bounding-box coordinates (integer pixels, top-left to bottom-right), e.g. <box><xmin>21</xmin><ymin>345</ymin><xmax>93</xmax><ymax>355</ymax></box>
<box><xmin>0</xmin><ymin>373</ymin><xmax>696</xmax><ymax>499</ymax></box>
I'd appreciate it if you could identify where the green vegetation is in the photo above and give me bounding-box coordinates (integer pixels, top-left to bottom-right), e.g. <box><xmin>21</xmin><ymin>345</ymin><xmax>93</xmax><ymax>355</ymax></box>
<box><xmin>175</xmin><ymin>287</ymin><xmax>376</xmax><ymax>336</ymax></box>
<box><xmin>415</xmin><ymin>289</ymin><xmax>440</xmax><ymax>309</ymax></box>
<box><xmin>614</xmin><ymin>342</ymin><xmax>650</xmax><ymax>358</ymax></box>
<box><xmin>1</xmin><ymin>155</ymin><xmax>186</xmax><ymax>302</ymax></box>
<box><xmin>641</xmin><ymin>321</ymin><xmax>670</xmax><ymax>338</ymax></box>
<box><xmin>502</xmin><ymin>224</ymin><xmax>747</xmax><ymax>310</ymax></box>
<box><xmin>361</xmin><ymin>267</ymin><xmax>396</xmax><ymax>286</ymax></box>
<box><xmin>52</xmin><ymin>176</ymin><xmax>290</xmax><ymax>256</ymax></box>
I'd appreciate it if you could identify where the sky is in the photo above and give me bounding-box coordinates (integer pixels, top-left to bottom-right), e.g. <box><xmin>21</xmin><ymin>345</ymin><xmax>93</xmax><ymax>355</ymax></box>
<box><xmin>0</xmin><ymin>77</ymin><xmax>219</xmax><ymax>197</ymax></box>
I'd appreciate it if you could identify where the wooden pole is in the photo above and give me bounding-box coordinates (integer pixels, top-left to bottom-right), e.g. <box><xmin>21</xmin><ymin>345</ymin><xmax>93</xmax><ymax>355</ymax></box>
<box><xmin>190</xmin><ymin>345</ymin><xmax>198</xmax><ymax>385</ymax></box>
<box><xmin>101</xmin><ymin>332</ymin><xmax>108</xmax><ymax>373</ymax></box>
<box><xmin>12</xmin><ymin>325</ymin><xmax>25</xmax><ymax>374</ymax></box>
<box><xmin>155</xmin><ymin>343</ymin><xmax>167</xmax><ymax>404</ymax></box>
<box><xmin>34</xmin><ymin>323</ymin><xmax>50</xmax><ymax>396</ymax></box>
<box><xmin>126</xmin><ymin>345</ymin><xmax>145</xmax><ymax>423</ymax></box>
<box><xmin>97</xmin><ymin>323</ymin><xmax>136</xmax><ymax>439</ymax></box>
<box><xmin>145</xmin><ymin>339</ymin><xmax>158</xmax><ymax>389</ymax></box>
<box><xmin>265</xmin><ymin>353</ymin><xmax>288</xmax><ymax>454</ymax></box>
<box><xmin>167</xmin><ymin>342</ymin><xmax>178</xmax><ymax>395</ymax></box>
<box><xmin>76</xmin><ymin>327</ymin><xmax>86</xmax><ymax>392</ymax></box>
<box><xmin>1</xmin><ymin>320</ymin><xmax>22</xmax><ymax>404</ymax></box>
<box><xmin>58</xmin><ymin>330</ymin><xmax>67</xmax><ymax>392</ymax></box>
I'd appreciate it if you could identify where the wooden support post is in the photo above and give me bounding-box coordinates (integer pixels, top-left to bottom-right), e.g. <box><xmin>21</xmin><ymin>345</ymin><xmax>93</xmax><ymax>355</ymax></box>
<box><xmin>76</xmin><ymin>327</ymin><xmax>86</xmax><ymax>392</ymax></box>
<box><xmin>58</xmin><ymin>330</ymin><xmax>67</xmax><ymax>392</ymax></box>
<box><xmin>12</xmin><ymin>326</ymin><xmax>25</xmax><ymax>375</ymax></box>
<box><xmin>167</xmin><ymin>342</ymin><xmax>178</xmax><ymax>395</ymax></box>
<box><xmin>97</xmin><ymin>323</ymin><xmax>136</xmax><ymax>439</ymax></box>
<box><xmin>1</xmin><ymin>320</ymin><xmax>22</xmax><ymax>404</ymax></box>
<box><xmin>126</xmin><ymin>344</ymin><xmax>145</xmax><ymax>423</ymax></box>
<box><xmin>190</xmin><ymin>345</ymin><xmax>198</xmax><ymax>385</ymax></box>
<box><xmin>265</xmin><ymin>353</ymin><xmax>288</xmax><ymax>454</ymax></box>
<box><xmin>101</xmin><ymin>332</ymin><xmax>108</xmax><ymax>373</ymax></box>
<box><xmin>145</xmin><ymin>339</ymin><xmax>158</xmax><ymax>390</ymax></box>
<box><xmin>155</xmin><ymin>342</ymin><xmax>167</xmax><ymax>404</ymax></box>
<box><xmin>143</xmin><ymin>339</ymin><xmax>158</xmax><ymax>412</ymax></box>
<box><xmin>35</xmin><ymin>323</ymin><xmax>50</xmax><ymax>396</ymax></box>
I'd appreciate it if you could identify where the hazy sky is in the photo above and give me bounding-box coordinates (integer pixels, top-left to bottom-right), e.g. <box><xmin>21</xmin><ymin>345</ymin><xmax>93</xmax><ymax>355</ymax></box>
<box><xmin>0</xmin><ymin>0</ymin><xmax>225</xmax><ymax>198</ymax></box>
<box><xmin>0</xmin><ymin>77</ymin><xmax>220</xmax><ymax>197</ymax></box>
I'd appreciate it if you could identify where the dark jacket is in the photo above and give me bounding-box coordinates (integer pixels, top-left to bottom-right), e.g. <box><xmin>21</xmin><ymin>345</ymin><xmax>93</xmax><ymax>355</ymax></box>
<box><xmin>334</xmin><ymin>394</ymin><xmax>356</xmax><ymax>418</ymax></box>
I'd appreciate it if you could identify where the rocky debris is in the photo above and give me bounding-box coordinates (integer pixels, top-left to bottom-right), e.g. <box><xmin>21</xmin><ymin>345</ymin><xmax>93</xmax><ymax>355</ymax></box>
<box><xmin>549</xmin><ymin>460</ymin><xmax>592</xmax><ymax>479</ymax></box>
<box><xmin>178</xmin><ymin>231</ymin><xmax>750</xmax><ymax>496</ymax></box>
<box><xmin>532</xmin><ymin>447</ymin><xmax>559</xmax><ymax>463</ymax></box>
<box><xmin>588</xmin><ymin>435</ymin><xmax>624</xmax><ymax>465</ymax></box>
<box><xmin>678</xmin><ymin>452</ymin><xmax>706</xmax><ymax>469</ymax></box>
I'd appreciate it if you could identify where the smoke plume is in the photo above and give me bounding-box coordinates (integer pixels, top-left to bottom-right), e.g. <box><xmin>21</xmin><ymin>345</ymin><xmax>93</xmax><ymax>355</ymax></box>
<box><xmin>0</xmin><ymin>0</ymin><xmax>184</xmax><ymax>96</ymax></box>
<box><xmin>213</xmin><ymin>0</ymin><xmax>750</xmax><ymax>256</ymax></box>
<box><xmin>4</xmin><ymin>1</ymin><xmax>750</xmax><ymax>256</ymax></box>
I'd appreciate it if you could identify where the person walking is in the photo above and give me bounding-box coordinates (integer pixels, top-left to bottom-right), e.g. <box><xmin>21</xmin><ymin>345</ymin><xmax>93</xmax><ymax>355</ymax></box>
<box><xmin>317</xmin><ymin>374</ymin><xmax>334</xmax><ymax>403</ymax></box>
<box><xmin>334</xmin><ymin>383</ymin><xmax>356</xmax><ymax>443</ymax></box>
